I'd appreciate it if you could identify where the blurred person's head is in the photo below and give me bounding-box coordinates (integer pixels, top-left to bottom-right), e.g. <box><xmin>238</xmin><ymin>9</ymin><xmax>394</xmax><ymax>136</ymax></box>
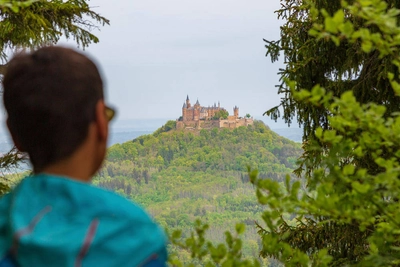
<box><xmin>3</xmin><ymin>46</ymin><xmax>114</xmax><ymax>178</ymax></box>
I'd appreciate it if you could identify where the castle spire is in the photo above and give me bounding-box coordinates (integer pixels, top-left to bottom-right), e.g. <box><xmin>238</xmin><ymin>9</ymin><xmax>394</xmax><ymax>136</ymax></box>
<box><xmin>186</xmin><ymin>95</ymin><xmax>191</xmax><ymax>108</ymax></box>
<box><xmin>234</xmin><ymin>106</ymin><xmax>239</xmax><ymax>118</ymax></box>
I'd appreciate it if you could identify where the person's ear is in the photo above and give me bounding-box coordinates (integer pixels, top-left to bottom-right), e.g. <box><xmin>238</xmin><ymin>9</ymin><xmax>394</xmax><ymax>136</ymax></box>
<box><xmin>6</xmin><ymin>119</ymin><xmax>25</xmax><ymax>152</ymax></box>
<box><xmin>94</xmin><ymin>100</ymin><xmax>108</xmax><ymax>142</ymax></box>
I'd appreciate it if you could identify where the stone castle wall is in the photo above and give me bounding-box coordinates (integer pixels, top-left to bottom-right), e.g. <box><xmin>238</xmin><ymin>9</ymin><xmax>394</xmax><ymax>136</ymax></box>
<box><xmin>176</xmin><ymin>118</ymin><xmax>253</xmax><ymax>130</ymax></box>
<box><xmin>178</xmin><ymin>96</ymin><xmax>253</xmax><ymax>130</ymax></box>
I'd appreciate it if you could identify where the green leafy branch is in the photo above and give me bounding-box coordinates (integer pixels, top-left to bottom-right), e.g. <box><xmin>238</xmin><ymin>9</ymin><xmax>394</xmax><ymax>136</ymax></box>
<box><xmin>168</xmin><ymin>219</ymin><xmax>261</xmax><ymax>267</ymax></box>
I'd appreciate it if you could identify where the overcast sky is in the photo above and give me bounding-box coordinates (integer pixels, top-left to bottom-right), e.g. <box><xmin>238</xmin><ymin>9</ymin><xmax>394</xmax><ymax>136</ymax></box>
<box><xmin>62</xmin><ymin>0</ymin><xmax>285</xmax><ymax>120</ymax></box>
<box><xmin>0</xmin><ymin>0</ymin><xmax>285</xmax><ymax>136</ymax></box>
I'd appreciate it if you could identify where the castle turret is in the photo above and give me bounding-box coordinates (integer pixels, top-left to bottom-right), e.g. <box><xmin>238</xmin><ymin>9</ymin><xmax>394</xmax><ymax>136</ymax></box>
<box><xmin>186</xmin><ymin>95</ymin><xmax>191</xmax><ymax>108</ymax></box>
<box><xmin>234</xmin><ymin>106</ymin><xmax>239</xmax><ymax>118</ymax></box>
<box><xmin>194</xmin><ymin>99</ymin><xmax>200</xmax><ymax>120</ymax></box>
<box><xmin>182</xmin><ymin>102</ymin><xmax>187</xmax><ymax>121</ymax></box>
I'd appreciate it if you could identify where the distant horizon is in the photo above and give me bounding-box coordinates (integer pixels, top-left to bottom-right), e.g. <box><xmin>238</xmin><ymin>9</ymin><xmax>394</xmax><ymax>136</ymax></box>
<box><xmin>0</xmin><ymin>116</ymin><xmax>303</xmax><ymax>153</ymax></box>
<box><xmin>0</xmin><ymin>115</ymin><xmax>300</xmax><ymax>136</ymax></box>
<box><xmin>111</xmin><ymin>115</ymin><xmax>300</xmax><ymax>128</ymax></box>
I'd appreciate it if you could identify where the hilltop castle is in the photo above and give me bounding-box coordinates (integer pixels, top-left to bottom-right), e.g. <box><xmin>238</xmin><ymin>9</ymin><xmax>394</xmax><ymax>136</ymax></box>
<box><xmin>176</xmin><ymin>95</ymin><xmax>253</xmax><ymax>130</ymax></box>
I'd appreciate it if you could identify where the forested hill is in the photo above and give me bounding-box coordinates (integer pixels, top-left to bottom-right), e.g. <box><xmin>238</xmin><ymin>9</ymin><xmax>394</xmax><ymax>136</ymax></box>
<box><xmin>103</xmin><ymin>120</ymin><xmax>301</xmax><ymax>177</ymax></box>
<box><xmin>94</xmin><ymin>120</ymin><xmax>302</xmax><ymax>259</ymax></box>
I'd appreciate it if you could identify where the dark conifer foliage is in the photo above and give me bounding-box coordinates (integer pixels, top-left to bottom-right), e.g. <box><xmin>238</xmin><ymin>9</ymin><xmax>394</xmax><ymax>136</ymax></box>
<box><xmin>258</xmin><ymin>1</ymin><xmax>400</xmax><ymax>265</ymax></box>
<box><xmin>265</xmin><ymin>0</ymin><xmax>400</xmax><ymax>140</ymax></box>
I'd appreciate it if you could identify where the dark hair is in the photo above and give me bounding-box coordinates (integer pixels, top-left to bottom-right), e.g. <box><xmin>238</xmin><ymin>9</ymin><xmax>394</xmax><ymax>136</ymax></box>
<box><xmin>3</xmin><ymin>46</ymin><xmax>104</xmax><ymax>171</ymax></box>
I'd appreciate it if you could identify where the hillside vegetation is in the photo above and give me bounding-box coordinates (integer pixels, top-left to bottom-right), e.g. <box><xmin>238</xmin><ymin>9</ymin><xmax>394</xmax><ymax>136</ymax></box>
<box><xmin>93</xmin><ymin>120</ymin><xmax>302</xmax><ymax>259</ymax></box>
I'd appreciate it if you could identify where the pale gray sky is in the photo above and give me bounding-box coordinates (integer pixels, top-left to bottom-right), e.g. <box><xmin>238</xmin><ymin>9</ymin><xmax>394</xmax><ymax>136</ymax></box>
<box><xmin>0</xmin><ymin>0</ymin><xmax>284</xmax><ymax>130</ymax></box>
<box><xmin>0</xmin><ymin>0</ymin><xmax>297</xmax><ymax>143</ymax></box>
<box><xmin>76</xmin><ymin>0</ymin><xmax>284</xmax><ymax>120</ymax></box>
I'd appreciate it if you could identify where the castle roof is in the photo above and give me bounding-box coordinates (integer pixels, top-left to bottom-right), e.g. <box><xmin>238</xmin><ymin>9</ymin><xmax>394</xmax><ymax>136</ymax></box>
<box><xmin>195</xmin><ymin>99</ymin><xmax>200</xmax><ymax>105</ymax></box>
<box><xmin>186</xmin><ymin>95</ymin><xmax>189</xmax><ymax>101</ymax></box>
<box><xmin>183</xmin><ymin>102</ymin><xmax>187</xmax><ymax>108</ymax></box>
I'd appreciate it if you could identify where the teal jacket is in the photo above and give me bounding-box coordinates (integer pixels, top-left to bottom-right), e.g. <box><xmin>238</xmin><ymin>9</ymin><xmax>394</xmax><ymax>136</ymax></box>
<box><xmin>0</xmin><ymin>174</ymin><xmax>167</xmax><ymax>266</ymax></box>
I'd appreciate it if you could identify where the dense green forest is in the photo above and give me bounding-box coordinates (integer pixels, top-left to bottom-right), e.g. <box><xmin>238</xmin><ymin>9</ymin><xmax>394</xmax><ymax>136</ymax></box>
<box><xmin>93</xmin><ymin>120</ymin><xmax>302</xmax><ymax>261</ymax></box>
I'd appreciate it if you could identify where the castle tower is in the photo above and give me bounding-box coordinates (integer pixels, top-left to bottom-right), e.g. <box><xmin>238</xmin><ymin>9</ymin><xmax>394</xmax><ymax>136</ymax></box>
<box><xmin>218</xmin><ymin>101</ymin><xmax>220</xmax><ymax>108</ymax></box>
<box><xmin>234</xmin><ymin>106</ymin><xmax>239</xmax><ymax>118</ymax></box>
<box><xmin>186</xmin><ymin>95</ymin><xmax>191</xmax><ymax>108</ymax></box>
<box><xmin>182</xmin><ymin>102</ymin><xmax>187</xmax><ymax>121</ymax></box>
<box><xmin>194</xmin><ymin>99</ymin><xmax>200</xmax><ymax>121</ymax></box>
